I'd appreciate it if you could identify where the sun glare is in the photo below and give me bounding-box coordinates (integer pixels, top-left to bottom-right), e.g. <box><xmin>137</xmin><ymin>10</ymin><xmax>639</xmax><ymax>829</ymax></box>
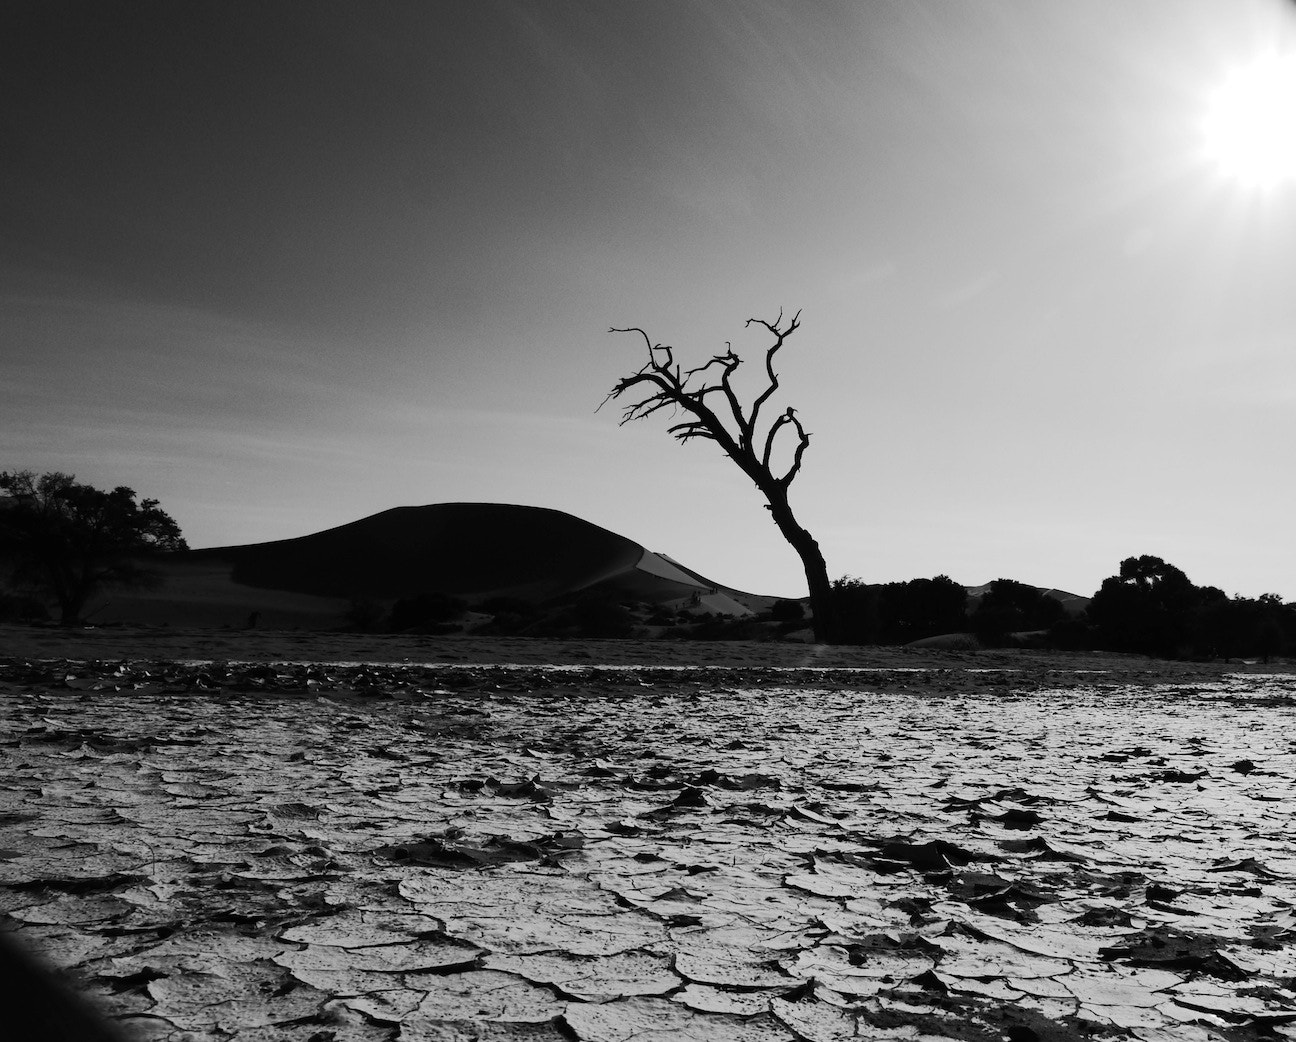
<box><xmin>1203</xmin><ymin>54</ymin><xmax>1296</xmax><ymax>190</ymax></box>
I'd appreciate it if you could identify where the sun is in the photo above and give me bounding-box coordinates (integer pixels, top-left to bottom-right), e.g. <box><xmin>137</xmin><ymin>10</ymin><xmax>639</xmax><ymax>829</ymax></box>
<box><xmin>1202</xmin><ymin>54</ymin><xmax>1296</xmax><ymax>190</ymax></box>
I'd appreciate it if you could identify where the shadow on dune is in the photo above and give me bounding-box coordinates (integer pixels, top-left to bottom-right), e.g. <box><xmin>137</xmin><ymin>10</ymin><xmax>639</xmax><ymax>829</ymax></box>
<box><xmin>193</xmin><ymin>503</ymin><xmax>644</xmax><ymax>602</ymax></box>
<box><xmin>78</xmin><ymin>503</ymin><xmax>770</xmax><ymax>629</ymax></box>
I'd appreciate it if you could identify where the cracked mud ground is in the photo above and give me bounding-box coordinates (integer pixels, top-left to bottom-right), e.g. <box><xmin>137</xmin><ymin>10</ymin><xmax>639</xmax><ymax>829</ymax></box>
<box><xmin>1</xmin><ymin>658</ymin><xmax>1294</xmax><ymax>1041</ymax></box>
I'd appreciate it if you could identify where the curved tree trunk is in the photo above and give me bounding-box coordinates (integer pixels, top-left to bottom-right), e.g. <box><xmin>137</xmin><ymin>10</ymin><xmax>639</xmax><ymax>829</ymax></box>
<box><xmin>765</xmin><ymin>490</ymin><xmax>837</xmax><ymax>644</ymax></box>
<box><xmin>605</xmin><ymin>314</ymin><xmax>840</xmax><ymax>642</ymax></box>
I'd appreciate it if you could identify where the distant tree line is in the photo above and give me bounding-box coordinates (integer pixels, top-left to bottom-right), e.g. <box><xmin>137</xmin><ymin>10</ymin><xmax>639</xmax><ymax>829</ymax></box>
<box><xmin>4</xmin><ymin>467</ymin><xmax>1286</xmax><ymax>661</ymax></box>
<box><xmin>826</xmin><ymin>555</ymin><xmax>1294</xmax><ymax>661</ymax></box>
<box><xmin>354</xmin><ymin>553</ymin><xmax>1294</xmax><ymax>661</ymax></box>
<box><xmin>826</xmin><ymin>575</ymin><xmax>1063</xmax><ymax>647</ymax></box>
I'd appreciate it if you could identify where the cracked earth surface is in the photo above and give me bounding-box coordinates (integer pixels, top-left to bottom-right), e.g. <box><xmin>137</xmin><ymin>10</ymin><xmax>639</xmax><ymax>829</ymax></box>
<box><xmin>1</xmin><ymin>657</ymin><xmax>1294</xmax><ymax>1041</ymax></box>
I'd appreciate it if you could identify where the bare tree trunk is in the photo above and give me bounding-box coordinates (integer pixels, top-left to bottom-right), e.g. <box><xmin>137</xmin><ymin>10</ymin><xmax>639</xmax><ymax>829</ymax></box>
<box><xmin>605</xmin><ymin>312</ymin><xmax>841</xmax><ymax>642</ymax></box>
<box><xmin>765</xmin><ymin>490</ymin><xmax>836</xmax><ymax>643</ymax></box>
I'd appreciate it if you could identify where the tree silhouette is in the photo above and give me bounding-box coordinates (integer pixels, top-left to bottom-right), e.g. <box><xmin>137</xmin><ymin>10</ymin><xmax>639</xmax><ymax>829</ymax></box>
<box><xmin>603</xmin><ymin>311</ymin><xmax>838</xmax><ymax>642</ymax></box>
<box><xmin>881</xmin><ymin>576</ymin><xmax>968</xmax><ymax>644</ymax></box>
<box><xmin>831</xmin><ymin>575</ymin><xmax>968</xmax><ymax>645</ymax></box>
<box><xmin>0</xmin><ymin>470</ymin><xmax>187</xmax><ymax>625</ymax></box>
<box><xmin>1085</xmin><ymin>555</ymin><xmax>1295</xmax><ymax>660</ymax></box>
<box><xmin>1087</xmin><ymin>555</ymin><xmax>1199</xmax><ymax>656</ymax></box>
<box><xmin>971</xmin><ymin>578</ymin><xmax>1064</xmax><ymax>645</ymax></box>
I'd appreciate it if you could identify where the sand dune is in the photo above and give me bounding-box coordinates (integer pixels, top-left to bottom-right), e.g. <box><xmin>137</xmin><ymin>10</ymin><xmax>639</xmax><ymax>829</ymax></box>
<box><xmin>85</xmin><ymin>502</ymin><xmax>756</xmax><ymax>629</ymax></box>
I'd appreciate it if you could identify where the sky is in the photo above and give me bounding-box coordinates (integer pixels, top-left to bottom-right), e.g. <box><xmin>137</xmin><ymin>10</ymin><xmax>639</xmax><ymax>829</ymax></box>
<box><xmin>3</xmin><ymin>0</ymin><xmax>1296</xmax><ymax>601</ymax></box>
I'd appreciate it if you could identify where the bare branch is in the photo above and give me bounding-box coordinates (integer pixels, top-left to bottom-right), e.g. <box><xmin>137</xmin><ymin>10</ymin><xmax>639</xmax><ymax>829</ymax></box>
<box><xmin>603</xmin><ymin>311</ymin><xmax>837</xmax><ymax>641</ymax></box>
<box><xmin>605</xmin><ymin>314</ymin><xmax>807</xmax><ymax>477</ymax></box>
<box><xmin>781</xmin><ymin>409</ymin><xmax>812</xmax><ymax>487</ymax></box>
<box><xmin>597</xmin><ymin>368</ymin><xmax>673</xmax><ymax>421</ymax></box>
<box><xmin>605</xmin><ymin>326</ymin><xmax>660</xmax><ymax>366</ymax></box>
<box><xmin>681</xmin><ymin>349</ymin><xmax>747</xmax><ymax>437</ymax></box>
<box><xmin>760</xmin><ymin>406</ymin><xmax>811</xmax><ymax>488</ymax></box>
<box><xmin>667</xmin><ymin>420</ymin><xmax>718</xmax><ymax>442</ymax></box>
<box><xmin>621</xmin><ymin>396</ymin><xmax>678</xmax><ymax>426</ymax></box>
<box><xmin>761</xmin><ymin>410</ymin><xmax>793</xmax><ymax>471</ymax></box>
<box><xmin>745</xmin><ymin>309</ymin><xmax>801</xmax><ymax>437</ymax></box>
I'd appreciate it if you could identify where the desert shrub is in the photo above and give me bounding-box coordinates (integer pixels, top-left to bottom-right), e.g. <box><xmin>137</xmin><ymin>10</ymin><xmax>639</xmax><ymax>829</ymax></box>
<box><xmin>1046</xmin><ymin>615</ymin><xmax>1092</xmax><ymax>651</ymax></box>
<box><xmin>515</xmin><ymin>594</ymin><xmax>635</xmax><ymax>639</ymax></box>
<box><xmin>572</xmin><ymin>595</ymin><xmax>634</xmax><ymax>638</ymax></box>
<box><xmin>769</xmin><ymin>599</ymin><xmax>805</xmax><ymax>622</ymax></box>
<box><xmin>469</xmin><ymin>595</ymin><xmax>537</xmax><ymax>634</ymax></box>
<box><xmin>389</xmin><ymin>592</ymin><xmax>466</xmax><ymax>632</ymax></box>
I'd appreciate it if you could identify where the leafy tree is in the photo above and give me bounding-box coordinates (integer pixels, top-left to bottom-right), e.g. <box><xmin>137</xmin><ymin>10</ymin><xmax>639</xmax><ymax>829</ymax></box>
<box><xmin>1194</xmin><ymin>591</ymin><xmax>1291</xmax><ymax>662</ymax></box>
<box><xmin>1088</xmin><ymin>555</ymin><xmax>1295</xmax><ymax>661</ymax></box>
<box><xmin>603</xmin><ymin>311</ymin><xmax>839</xmax><ymax>642</ymax></box>
<box><xmin>880</xmin><ymin>575</ymin><xmax>968</xmax><ymax>644</ymax></box>
<box><xmin>971</xmin><ymin>579</ymin><xmax>1064</xmax><ymax>645</ymax></box>
<box><xmin>1087</xmin><ymin>555</ymin><xmax>1218</xmax><ymax>658</ymax></box>
<box><xmin>831</xmin><ymin>575</ymin><xmax>968</xmax><ymax>645</ymax></box>
<box><xmin>0</xmin><ymin>470</ymin><xmax>187</xmax><ymax>625</ymax></box>
<box><xmin>830</xmin><ymin>576</ymin><xmax>882</xmax><ymax>644</ymax></box>
<box><xmin>1254</xmin><ymin>597</ymin><xmax>1287</xmax><ymax>663</ymax></box>
<box><xmin>1088</xmin><ymin>557</ymin><xmax>1187</xmax><ymax>655</ymax></box>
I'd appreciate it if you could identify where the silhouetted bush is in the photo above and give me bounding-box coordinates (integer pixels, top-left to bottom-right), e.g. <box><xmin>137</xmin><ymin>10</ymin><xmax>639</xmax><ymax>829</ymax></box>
<box><xmin>389</xmin><ymin>592</ymin><xmax>467</xmax><ymax>632</ymax></box>
<box><xmin>1191</xmin><ymin>591</ymin><xmax>1291</xmax><ymax>662</ymax></box>
<box><xmin>474</xmin><ymin>595</ymin><xmax>540</xmax><ymax>632</ymax></box>
<box><xmin>831</xmin><ymin>575</ymin><xmax>968</xmax><ymax>646</ymax></box>
<box><xmin>971</xmin><ymin>579</ymin><xmax>1064</xmax><ymax>646</ymax></box>
<box><xmin>1046</xmin><ymin>615</ymin><xmax>1093</xmax><ymax>651</ymax></box>
<box><xmin>572</xmin><ymin>595</ymin><xmax>634</xmax><ymax>638</ymax></box>
<box><xmin>769</xmin><ymin>599</ymin><xmax>805</xmax><ymax>622</ymax></box>
<box><xmin>1086</xmin><ymin>555</ymin><xmax>1294</xmax><ymax>660</ymax></box>
<box><xmin>830</xmin><ymin>577</ymin><xmax>882</xmax><ymax>644</ymax></box>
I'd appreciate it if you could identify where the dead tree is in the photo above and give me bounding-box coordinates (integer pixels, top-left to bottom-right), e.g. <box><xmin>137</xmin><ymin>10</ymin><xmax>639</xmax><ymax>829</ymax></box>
<box><xmin>602</xmin><ymin>310</ymin><xmax>838</xmax><ymax>643</ymax></box>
